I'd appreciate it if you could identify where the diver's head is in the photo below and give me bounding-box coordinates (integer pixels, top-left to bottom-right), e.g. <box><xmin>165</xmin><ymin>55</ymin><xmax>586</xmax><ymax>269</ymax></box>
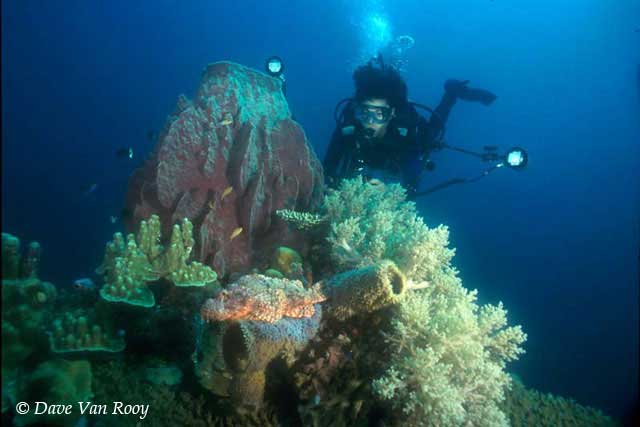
<box><xmin>353</xmin><ymin>62</ymin><xmax>407</xmax><ymax>139</ymax></box>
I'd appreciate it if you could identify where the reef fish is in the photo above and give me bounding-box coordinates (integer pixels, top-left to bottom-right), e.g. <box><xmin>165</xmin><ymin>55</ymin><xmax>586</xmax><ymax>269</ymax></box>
<box><xmin>200</xmin><ymin>274</ymin><xmax>326</xmax><ymax>323</ymax></box>
<box><xmin>73</xmin><ymin>278</ymin><xmax>96</xmax><ymax>291</ymax></box>
<box><xmin>229</xmin><ymin>227</ymin><xmax>243</xmax><ymax>241</ymax></box>
<box><xmin>221</xmin><ymin>186</ymin><xmax>233</xmax><ymax>200</ymax></box>
<box><xmin>220</xmin><ymin>112</ymin><xmax>234</xmax><ymax>126</ymax></box>
<box><xmin>115</xmin><ymin>147</ymin><xmax>133</xmax><ymax>159</ymax></box>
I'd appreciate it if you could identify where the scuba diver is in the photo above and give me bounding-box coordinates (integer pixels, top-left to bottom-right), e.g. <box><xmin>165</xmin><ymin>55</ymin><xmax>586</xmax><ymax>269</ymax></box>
<box><xmin>324</xmin><ymin>55</ymin><xmax>511</xmax><ymax>199</ymax></box>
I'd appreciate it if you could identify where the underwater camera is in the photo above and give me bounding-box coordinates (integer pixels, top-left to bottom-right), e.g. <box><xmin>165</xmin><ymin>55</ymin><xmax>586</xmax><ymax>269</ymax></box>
<box><xmin>415</xmin><ymin>144</ymin><xmax>529</xmax><ymax>197</ymax></box>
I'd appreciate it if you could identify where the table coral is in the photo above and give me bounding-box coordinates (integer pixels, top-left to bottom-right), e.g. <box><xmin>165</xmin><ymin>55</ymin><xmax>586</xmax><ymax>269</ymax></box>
<box><xmin>200</xmin><ymin>274</ymin><xmax>325</xmax><ymax>323</ymax></box>
<box><xmin>98</xmin><ymin>215</ymin><xmax>217</xmax><ymax>308</ymax></box>
<box><xmin>49</xmin><ymin>310</ymin><xmax>125</xmax><ymax>354</ymax></box>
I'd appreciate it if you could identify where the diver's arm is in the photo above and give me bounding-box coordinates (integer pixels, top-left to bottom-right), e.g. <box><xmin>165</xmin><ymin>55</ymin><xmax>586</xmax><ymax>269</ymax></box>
<box><xmin>429</xmin><ymin>91</ymin><xmax>457</xmax><ymax>134</ymax></box>
<box><xmin>323</xmin><ymin>127</ymin><xmax>348</xmax><ymax>185</ymax></box>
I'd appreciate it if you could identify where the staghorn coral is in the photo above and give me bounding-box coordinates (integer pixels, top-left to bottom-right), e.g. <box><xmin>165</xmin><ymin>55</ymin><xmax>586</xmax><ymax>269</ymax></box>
<box><xmin>321</xmin><ymin>260</ymin><xmax>407</xmax><ymax>321</ymax></box>
<box><xmin>200</xmin><ymin>274</ymin><xmax>325</xmax><ymax>323</ymax></box>
<box><xmin>98</xmin><ymin>215</ymin><xmax>217</xmax><ymax>308</ymax></box>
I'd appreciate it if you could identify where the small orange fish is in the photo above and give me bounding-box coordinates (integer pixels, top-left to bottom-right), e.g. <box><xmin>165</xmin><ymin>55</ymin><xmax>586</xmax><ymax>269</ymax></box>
<box><xmin>230</xmin><ymin>227</ymin><xmax>243</xmax><ymax>241</ymax></box>
<box><xmin>221</xmin><ymin>186</ymin><xmax>233</xmax><ymax>201</ymax></box>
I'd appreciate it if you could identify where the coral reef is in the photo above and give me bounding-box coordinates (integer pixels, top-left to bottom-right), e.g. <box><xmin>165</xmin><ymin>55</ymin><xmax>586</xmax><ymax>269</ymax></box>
<box><xmin>322</xmin><ymin>177</ymin><xmax>454</xmax><ymax>281</ymax></box>
<box><xmin>288</xmin><ymin>178</ymin><xmax>526</xmax><ymax>426</ymax></box>
<box><xmin>140</xmin><ymin>359</ymin><xmax>183</xmax><ymax>387</ymax></box>
<box><xmin>98</xmin><ymin>215</ymin><xmax>217</xmax><ymax>308</ymax></box>
<box><xmin>2</xmin><ymin>277</ymin><xmax>57</xmax><ymax>370</ymax></box>
<box><xmin>270</xmin><ymin>246</ymin><xmax>302</xmax><ymax>277</ymax></box>
<box><xmin>372</xmin><ymin>270</ymin><xmax>526</xmax><ymax>427</ymax></box>
<box><xmin>2</xmin><ymin>233</ymin><xmax>41</xmax><ymax>280</ymax></box>
<box><xmin>2</xmin><ymin>233</ymin><xmax>57</xmax><ymax>415</ymax></box>
<box><xmin>93</xmin><ymin>359</ymin><xmax>282</xmax><ymax>427</ymax></box>
<box><xmin>13</xmin><ymin>359</ymin><xmax>92</xmax><ymax>427</ymax></box>
<box><xmin>321</xmin><ymin>260</ymin><xmax>407</xmax><ymax>321</ymax></box>
<box><xmin>49</xmin><ymin>309</ymin><xmax>125</xmax><ymax>354</ymax></box>
<box><xmin>200</xmin><ymin>274</ymin><xmax>325</xmax><ymax>323</ymax></box>
<box><xmin>501</xmin><ymin>376</ymin><xmax>619</xmax><ymax>427</ymax></box>
<box><xmin>124</xmin><ymin>61</ymin><xmax>324</xmax><ymax>277</ymax></box>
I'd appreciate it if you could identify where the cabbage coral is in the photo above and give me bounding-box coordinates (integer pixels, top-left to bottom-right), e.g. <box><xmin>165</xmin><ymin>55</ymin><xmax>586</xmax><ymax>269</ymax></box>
<box><xmin>323</xmin><ymin>178</ymin><xmax>526</xmax><ymax>427</ymax></box>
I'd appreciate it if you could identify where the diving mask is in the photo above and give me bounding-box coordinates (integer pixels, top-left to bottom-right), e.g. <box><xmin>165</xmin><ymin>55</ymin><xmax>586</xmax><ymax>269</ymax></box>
<box><xmin>354</xmin><ymin>103</ymin><xmax>393</xmax><ymax>125</ymax></box>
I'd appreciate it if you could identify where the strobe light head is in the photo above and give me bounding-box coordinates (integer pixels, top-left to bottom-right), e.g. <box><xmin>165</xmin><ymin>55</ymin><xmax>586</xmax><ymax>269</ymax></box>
<box><xmin>265</xmin><ymin>56</ymin><xmax>284</xmax><ymax>77</ymax></box>
<box><xmin>505</xmin><ymin>147</ymin><xmax>528</xmax><ymax>170</ymax></box>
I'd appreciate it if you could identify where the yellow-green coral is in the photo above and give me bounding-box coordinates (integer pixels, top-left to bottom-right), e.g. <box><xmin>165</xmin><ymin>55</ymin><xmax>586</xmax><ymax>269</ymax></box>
<box><xmin>318</xmin><ymin>178</ymin><xmax>526</xmax><ymax>427</ymax></box>
<box><xmin>372</xmin><ymin>268</ymin><xmax>526</xmax><ymax>427</ymax></box>
<box><xmin>14</xmin><ymin>359</ymin><xmax>92</xmax><ymax>427</ymax></box>
<box><xmin>501</xmin><ymin>376</ymin><xmax>618</xmax><ymax>427</ymax></box>
<box><xmin>323</xmin><ymin>177</ymin><xmax>454</xmax><ymax>281</ymax></box>
<box><xmin>2</xmin><ymin>277</ymin><xmax>56</xmax><ymax>371</ymax></box>
<box><xmin>98</xmin><ymin>215</ymin><xmax>217</xmax><ymax>307</ymax></box>
<box><xmin>321</xmin><ymin>260</ymin><xmax>406</xmax><ymax>321</ymax></box>
<box><xmin>270</xmin><ymin>246</ymin><xmax>302</xmax><ymax>277</ymax></box>
<box><xmin>49</xmin><ymin>310</ymin><xmax>125</xmax><ymax>353</ymax></box>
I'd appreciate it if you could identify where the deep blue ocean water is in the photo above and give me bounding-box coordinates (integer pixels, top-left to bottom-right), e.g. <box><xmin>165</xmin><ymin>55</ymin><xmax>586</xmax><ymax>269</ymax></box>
<box><xmin>2</xmin><ymin>0</ymin><xmax>638</xmax><ymax>420</ymax></box>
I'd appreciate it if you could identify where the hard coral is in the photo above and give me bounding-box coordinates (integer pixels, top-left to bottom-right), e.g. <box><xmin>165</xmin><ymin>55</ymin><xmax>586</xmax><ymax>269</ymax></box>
<box><xmin>293</xmin><ymin>177</ymin><xmax>526</xmax><ymax>427</ymax></box>
<box><xmin>98</xmin><ymin>215</ymin><xmax>217</xmax><ymax>308</ymax></box>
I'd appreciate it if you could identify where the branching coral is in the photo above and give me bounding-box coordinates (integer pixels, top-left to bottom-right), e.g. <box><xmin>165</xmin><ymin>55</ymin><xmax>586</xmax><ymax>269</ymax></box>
<box><xmin>321</xmin><ymin>177</ymin><xmax>455</xmax><ymax>282</ymax></box>
<box><xmin>309</xmin><ymin>178</ymin><xmax>526</xmax><ymax>427</ymax></box>
<box><xmin>98</xmin><ymin>215</ymin><xmax>217</xmax><ymax>307</ymax></box>
<box><xmin>372</xmin><ymin>267</ymin><xmax>526</xmax><ymax>427</ymax></box>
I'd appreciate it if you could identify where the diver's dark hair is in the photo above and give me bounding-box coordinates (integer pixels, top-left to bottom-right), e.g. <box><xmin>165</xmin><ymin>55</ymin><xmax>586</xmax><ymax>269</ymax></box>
<box><xmin>353</xmin><ymin>62</ymin><xmax>408</xmax><ymax>109</ymax></box>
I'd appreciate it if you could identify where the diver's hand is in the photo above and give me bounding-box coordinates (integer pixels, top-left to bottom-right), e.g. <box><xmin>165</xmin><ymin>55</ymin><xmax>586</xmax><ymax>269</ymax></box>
<box><xmin>444</xmin><ymin>79</ymin><xmax>470</xmax><ymax>97</ymax></box>
<box><xmin>445</xmin><ymin>79</ymin><xmax>497</xmax><ymax>105</ymax></box>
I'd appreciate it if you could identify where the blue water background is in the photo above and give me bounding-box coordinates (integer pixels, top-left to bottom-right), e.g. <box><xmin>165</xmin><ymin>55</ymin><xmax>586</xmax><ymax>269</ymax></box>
<box><xmin>2</xmin><ymin>0</ymin><xmax>638</xmax><ymax>419</ymax></box>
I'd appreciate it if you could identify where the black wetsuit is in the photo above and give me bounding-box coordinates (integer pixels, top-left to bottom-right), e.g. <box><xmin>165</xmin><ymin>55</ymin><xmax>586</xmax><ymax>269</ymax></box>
<box><xmin>323</xmin><ymin>90</ymin><xmax>459</xmax><ymax>198</ymax></box>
